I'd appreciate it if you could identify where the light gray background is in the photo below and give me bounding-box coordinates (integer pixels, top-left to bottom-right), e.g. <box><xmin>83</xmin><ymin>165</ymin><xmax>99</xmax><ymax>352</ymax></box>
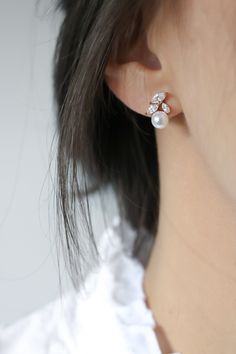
<box><xmin>0</xmin><ymin>0</ymin><xmax>117</xmax><ymax>325</ymax></box>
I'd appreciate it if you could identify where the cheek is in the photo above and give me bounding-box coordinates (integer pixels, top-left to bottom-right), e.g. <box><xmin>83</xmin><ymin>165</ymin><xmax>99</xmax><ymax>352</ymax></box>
<box><xmin>171</xmin><ymin>0</ymin><xmax>236</xmax><ymax>200</ymax></box>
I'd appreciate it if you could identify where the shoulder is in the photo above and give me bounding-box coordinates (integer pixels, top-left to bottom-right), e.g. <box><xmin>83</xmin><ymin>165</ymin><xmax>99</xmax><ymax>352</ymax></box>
<box><xmin>0</xmin><ymin>215</ymin><xmax>160</xmax><ymax>354</ymax></box>
<box><xmin>0</xmin><ymin>291</ymin><xmax>77</xmax><ymax>354</ymax></box>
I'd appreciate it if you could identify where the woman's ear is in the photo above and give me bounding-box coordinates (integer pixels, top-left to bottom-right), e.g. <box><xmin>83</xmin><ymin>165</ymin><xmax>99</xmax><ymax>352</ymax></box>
<box><xmin>104</xmin><ymin>28</ymin><xmax>182</xmax><ymax>119</ymax></box>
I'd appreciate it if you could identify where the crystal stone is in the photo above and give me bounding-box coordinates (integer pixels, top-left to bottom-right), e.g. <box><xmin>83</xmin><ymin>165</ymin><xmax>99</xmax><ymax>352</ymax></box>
<box><xmin>151</xmin><ymin>92</ymin><xmax>166</xmax><ymax>104</ymax></box>
<box><xmin>147</xmin><ymin>103</ymin><xmax>159</xmax><ymax>115</ymax></box>
<box><xmin>161</xmin><ymin>102</ymin><xmax>170</xmax><ymax>114</ymax></box>
<box><xmin>151</xmin><ymin>111</ymin><xmax>169</xmax><ymax>129</ymax></box>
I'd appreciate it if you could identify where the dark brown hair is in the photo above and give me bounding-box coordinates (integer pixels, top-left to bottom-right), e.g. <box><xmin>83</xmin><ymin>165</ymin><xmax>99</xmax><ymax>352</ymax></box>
<box><xmin>53</xmin><ymin>0</ymin><xmax>160</xmax><ymax>289</ymax></box>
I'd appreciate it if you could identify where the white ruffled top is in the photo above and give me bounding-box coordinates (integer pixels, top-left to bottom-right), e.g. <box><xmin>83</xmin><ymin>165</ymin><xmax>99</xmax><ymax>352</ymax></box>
<box><xmin>0</xmin><ymin>215</ymin><xmax>181</xmax><ymax>354</ymax></box>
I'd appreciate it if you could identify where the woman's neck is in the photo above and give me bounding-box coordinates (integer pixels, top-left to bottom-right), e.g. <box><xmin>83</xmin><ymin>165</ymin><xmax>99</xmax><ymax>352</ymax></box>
<box><xmin>143</xmin><ymin>118</ymin><xmax>236</xmax><ymax>354</ymax></box>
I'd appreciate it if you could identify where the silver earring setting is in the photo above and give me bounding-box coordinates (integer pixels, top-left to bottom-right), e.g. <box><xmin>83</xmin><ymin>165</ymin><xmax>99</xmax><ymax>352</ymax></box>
<box><xmin>147</xmin><ymin>92</ymin><xmax>170</xmax><ymax>129</ymax></box>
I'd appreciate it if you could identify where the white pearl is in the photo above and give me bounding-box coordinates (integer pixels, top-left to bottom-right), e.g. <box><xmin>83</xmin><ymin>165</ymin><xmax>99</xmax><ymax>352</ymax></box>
<box><xmin>151</xmin><ymin>111</ymin><xmax>169</xmax><ymax>129</ymax></box>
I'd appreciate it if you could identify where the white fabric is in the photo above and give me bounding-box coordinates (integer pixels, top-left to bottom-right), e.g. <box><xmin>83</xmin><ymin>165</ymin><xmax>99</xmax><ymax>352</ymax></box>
<box><xmin>0</xmin><ymin>215</ymin><xmax>181</xmax><ymax>354</ymax></box>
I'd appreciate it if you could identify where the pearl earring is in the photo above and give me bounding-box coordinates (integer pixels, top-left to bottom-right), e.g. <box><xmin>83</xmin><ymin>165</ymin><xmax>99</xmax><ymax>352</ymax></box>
<box><xmin>147</xmin><ymin>92</ymin><xmax>170</xmax><ymax>129</ymax></box>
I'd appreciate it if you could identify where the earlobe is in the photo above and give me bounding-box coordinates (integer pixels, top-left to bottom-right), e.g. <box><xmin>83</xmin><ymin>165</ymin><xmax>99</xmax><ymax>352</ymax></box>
<box><xmin>105</xmin><ymin>60</ymin><xmax>182</xmax><ymax>125</ymax></box>
<box><xmin>105</xmin><ymin>61</ymin><xmax>155</xmax><ymax>115</ymax></box>
<box><xmin>104</xmin><ymin>26</ymin><xmax>182</xmax><ymax>124</ymax></box>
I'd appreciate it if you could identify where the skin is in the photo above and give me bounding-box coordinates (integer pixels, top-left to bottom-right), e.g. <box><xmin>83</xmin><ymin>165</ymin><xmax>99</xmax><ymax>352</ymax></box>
<box><xmin>105</xmin><ymin>1</ymin><xmax>236</xmax><ymax>353</ymax></box>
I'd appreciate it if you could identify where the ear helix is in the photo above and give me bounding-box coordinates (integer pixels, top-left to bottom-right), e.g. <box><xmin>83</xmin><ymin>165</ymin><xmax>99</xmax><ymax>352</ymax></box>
<box><xmin>146</xmin><ymin>92</ymin><xmax>170</xmax><ymax>129</ymax></box>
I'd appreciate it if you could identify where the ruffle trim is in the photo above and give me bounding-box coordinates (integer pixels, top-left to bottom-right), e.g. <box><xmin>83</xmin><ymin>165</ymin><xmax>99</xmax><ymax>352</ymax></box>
<box><xmin>0</xmin><ymin>215</ymin><xmax>182</xmax><ymax>354</ymax></box>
